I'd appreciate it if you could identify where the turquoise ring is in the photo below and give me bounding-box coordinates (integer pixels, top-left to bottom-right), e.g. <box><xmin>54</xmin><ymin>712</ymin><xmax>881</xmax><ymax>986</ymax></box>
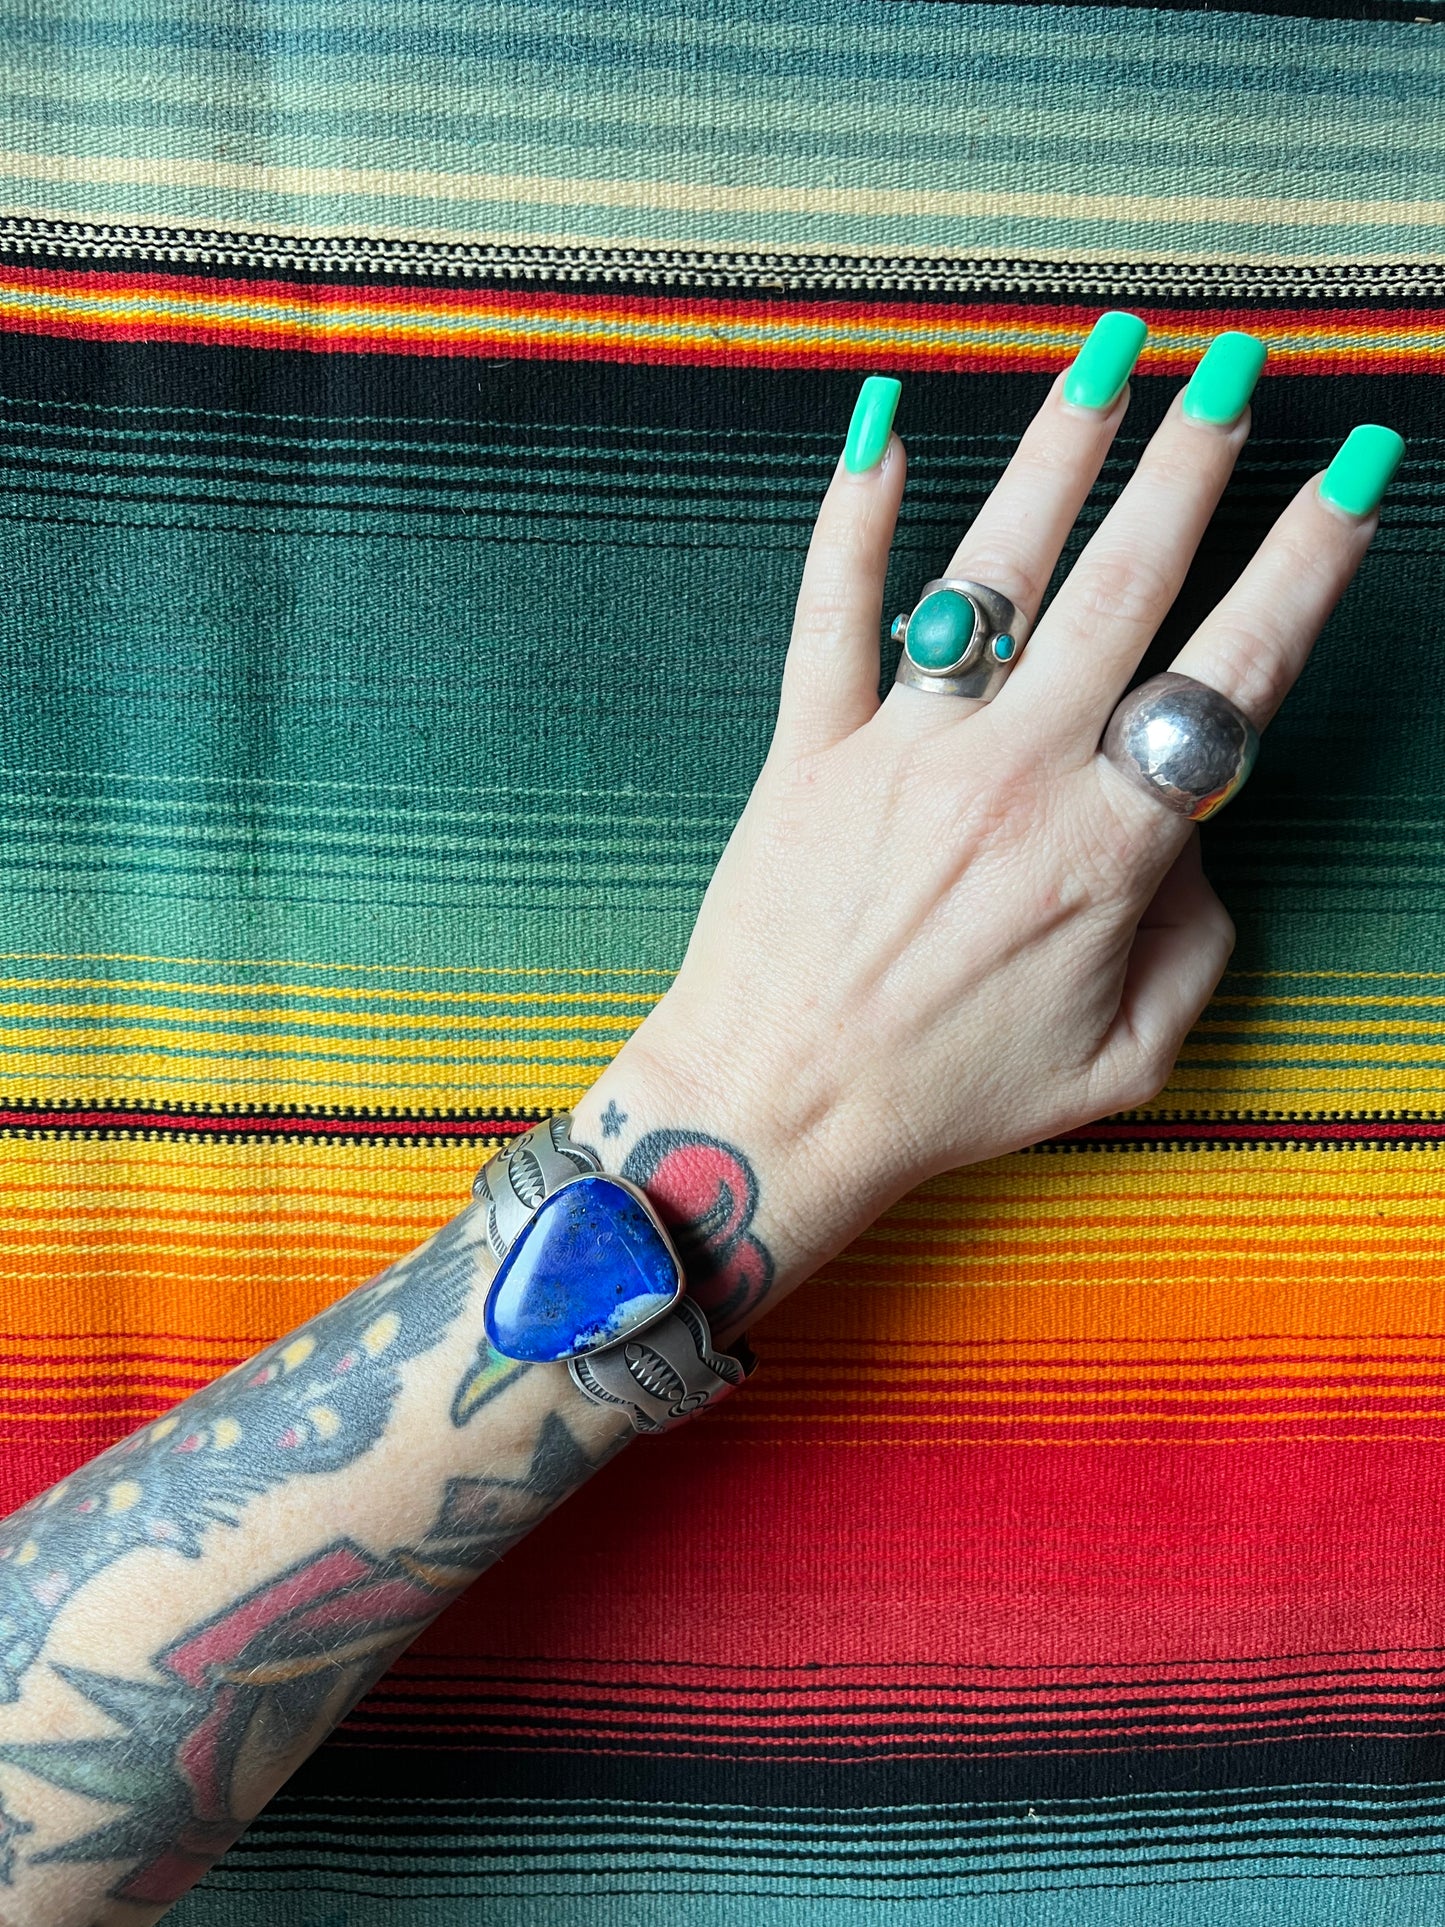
<box><xmin>891</xmin><ymin>577</ymin><xmax>1023</xmax><ymax>700</ymax></box>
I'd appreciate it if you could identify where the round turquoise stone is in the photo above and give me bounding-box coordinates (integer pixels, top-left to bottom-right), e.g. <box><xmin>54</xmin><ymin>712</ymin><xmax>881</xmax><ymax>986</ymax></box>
<box><xmin>905</xmin><ymin>590</ymin><xmax>977</xmax><ymax>673</ymax></box>
<box><xmin>992</xmin><ymin>633</ymin><xmax>1017</xmax><ymax>663</ymax></box>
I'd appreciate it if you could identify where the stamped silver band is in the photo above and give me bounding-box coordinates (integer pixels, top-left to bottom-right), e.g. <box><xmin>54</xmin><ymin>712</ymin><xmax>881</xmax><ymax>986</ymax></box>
<box><xmin>472</xmin><ymin>1112</ymin><xmax>600</xmax><ymax>1258</ymax></box>
<box><xmin>569</xmin><ymin>1297</ymin><xmax>755</xmax><ymax>1434</ymax></box>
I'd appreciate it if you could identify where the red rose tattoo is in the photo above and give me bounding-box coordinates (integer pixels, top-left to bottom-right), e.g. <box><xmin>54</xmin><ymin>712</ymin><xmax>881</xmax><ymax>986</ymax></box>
<box><xmin>621</xmin><ymin>1129</ymin><xmax>773</xmax><ymax>1330</ymax></box>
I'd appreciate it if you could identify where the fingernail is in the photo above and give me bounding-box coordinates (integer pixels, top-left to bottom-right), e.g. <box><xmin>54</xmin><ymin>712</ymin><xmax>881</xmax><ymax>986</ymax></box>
<box><xmin>1061</xmin><ymin>311</ymin><xmax>1148</xmax><ymax>412</ymax></box>
<box><xmin>1182</xmin><ymin>330</ymin><xmax>1267</xmax><ymax>426</ymax></box>
<box><xmin>843</xmin><ymin>375</ymin><xmax>902</xmax><ymax>473</ymax></box>
<box><xmin>1318</xmin><ymin>423</ymin><xmax>1406</xmax><ymax>518</ymax></box>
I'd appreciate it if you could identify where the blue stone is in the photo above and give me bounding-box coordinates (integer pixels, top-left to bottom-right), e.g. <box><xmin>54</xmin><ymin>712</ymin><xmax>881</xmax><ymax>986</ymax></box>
<box><xmin>483</xmin><ymin>1174</ymin><xmax>682</xmax><ymax>1363</ymax></box>
<box><xmin>992</xmin><ymin>632</ymin><xmax>1017</xmax><ymax>662</ymax></box>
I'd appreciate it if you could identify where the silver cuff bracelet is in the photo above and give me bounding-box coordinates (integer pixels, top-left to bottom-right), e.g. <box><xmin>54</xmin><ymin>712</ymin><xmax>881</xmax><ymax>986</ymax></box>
<box><xmin>474</xmin><ymin>1113</ymin><xmax>756</xmax><ymax>1434</ymax></box>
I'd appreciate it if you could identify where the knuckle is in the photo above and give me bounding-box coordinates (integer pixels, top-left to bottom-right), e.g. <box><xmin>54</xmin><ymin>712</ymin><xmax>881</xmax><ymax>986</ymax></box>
<box><xmin>792</xmin><ymin>570</ymin><xmax>853</xmax><ymax>644</ymax></box>
<box><xmin>1189</xmin><ymin>621</ymin><xmax>1288</xmax><ymax>721</ymax></box>
<box><xmin>1115</xmin><ymin>1041</ymin><xmax>1178</xmax><ymax>1112</ymax></box>
<box><xmin>1064</xmin><ymin>545</ymin><xmax>1170</xmax><ymax>635</ymax></box>
<box><xmin>948</xmin><ymin>543</ymin><xmax>1036</xmax><ymax>621</ymax></box>
<box><xmin>1210</xmin><ymin>898</ymin><xmax>1238</xmax><ymax>961</ymax></box>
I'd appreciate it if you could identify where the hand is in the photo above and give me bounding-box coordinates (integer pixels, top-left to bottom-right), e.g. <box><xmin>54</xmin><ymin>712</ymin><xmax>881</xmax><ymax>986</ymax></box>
<box><xmin>574</xmin><ymin>317</ymin><xmax>1404</xmax><ymax>1323</ymax></box>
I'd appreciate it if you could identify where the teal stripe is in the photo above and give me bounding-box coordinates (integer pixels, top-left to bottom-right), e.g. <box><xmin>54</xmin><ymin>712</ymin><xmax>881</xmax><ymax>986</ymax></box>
<box><xmin>0</xmin><ymin>3</ymin><xmax>1442</xmax><ymax>257</ymax></box>
<box><xmin>167</xmin><ymin>1783</ymin><xmax>1445</xmax><ymax>1920</ymax></box>
<box><xmin>0</xmin><ymin>512</ymin><xmax>1442</xmax><ymax>971</ymax></box>
<box><xmin>167</xmin><ymin>1880</ymin><xmax>1445</xmax><ymax>1926</ymax></box>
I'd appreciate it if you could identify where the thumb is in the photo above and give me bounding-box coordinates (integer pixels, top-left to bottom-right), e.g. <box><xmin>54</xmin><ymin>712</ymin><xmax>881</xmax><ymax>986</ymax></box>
<box><xmin>1094</xmin><ymin>829</ymin><xmax>1237</xmax><ymax>1109</ymax></box>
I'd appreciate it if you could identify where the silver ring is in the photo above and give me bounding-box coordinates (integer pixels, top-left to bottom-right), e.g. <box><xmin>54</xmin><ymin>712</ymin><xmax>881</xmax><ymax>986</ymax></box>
<box><xmin>1102</xmin><ymin>672</ymin><xmax>1259</xmax><ymax>822</ymax></box>
<box><xmin>891</xmin><ymin>577</ymin><xmax>1023</xmax><ymax>700</ymax></box>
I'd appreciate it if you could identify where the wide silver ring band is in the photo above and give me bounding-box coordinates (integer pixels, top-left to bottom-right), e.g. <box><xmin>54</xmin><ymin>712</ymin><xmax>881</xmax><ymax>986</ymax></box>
<box><xmin>891</xmin><ymin>576</ymin><xmax>1024</xmax><ymax>700</ymax></box>
<box><xmin>1102</xmin><ymin>672</ymin><xmax>1259</xmax><ymax>823</ymax></box>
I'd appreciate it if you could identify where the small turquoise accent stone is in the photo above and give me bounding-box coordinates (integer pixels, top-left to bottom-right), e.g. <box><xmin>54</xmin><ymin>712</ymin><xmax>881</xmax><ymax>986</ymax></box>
<box><xmin>483</xmin><ymin>1174</ymin><xmax>682</xmax><ymax>1363</ymax></box>
<box><xmin>992</xmin><ymin>632</ymin><xmax>1017</xmax><ymax>662</ymax></box>
<box><xmin>889</xmin><ymin>614</ymin><xmax>908</xmax><ymax>643</ymax></box>
<box><xmin>904</xmin><ymin>590</ymin><xmax>976</xmax><ymax>673</ymax></box>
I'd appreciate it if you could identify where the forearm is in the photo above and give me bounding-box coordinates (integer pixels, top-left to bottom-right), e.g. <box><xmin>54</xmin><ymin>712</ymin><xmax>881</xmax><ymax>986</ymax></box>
<box><xmin>0</xmin><ymin>1175</ymin><xmax>634</xmax><ymax>1926</ymax></box>
<box><xmin>0</xmin><ymin>1039</ymin><xmax>816</xmax><ymax>1927</ymax></box>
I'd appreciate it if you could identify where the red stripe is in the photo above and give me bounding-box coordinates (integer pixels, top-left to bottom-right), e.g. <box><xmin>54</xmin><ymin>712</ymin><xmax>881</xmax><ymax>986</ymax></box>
<box><xmin>0</xmin><ymin>266</ymin><xmax>1440</xmax><ymax>372</ymax></box>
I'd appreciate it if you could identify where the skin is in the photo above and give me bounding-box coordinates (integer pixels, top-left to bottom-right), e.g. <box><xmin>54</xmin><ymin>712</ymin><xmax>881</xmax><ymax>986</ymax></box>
<box><xmin>0</xmin><ymin>352</ymin><xmax>1383</xmax><ymax>1924</ymax></box>
<box><xmin>575</xmin><ymin>367</ymin><xmax>1378</xmax><ymax>1314</ymax></box>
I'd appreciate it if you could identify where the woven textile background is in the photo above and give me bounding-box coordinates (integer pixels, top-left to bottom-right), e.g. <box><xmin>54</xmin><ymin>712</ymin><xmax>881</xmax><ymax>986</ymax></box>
<box><xmin>2</xmin><ymin>1</ymin><xmax>1445</xmax><ymax>1921</ymax></box>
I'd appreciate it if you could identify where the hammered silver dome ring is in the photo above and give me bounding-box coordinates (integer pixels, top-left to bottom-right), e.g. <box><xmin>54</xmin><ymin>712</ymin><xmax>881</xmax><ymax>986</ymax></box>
<box><xmin>1101</xmin><ymin>672</ymin><xmax>1260</xmax><ymax>824</ymax></box>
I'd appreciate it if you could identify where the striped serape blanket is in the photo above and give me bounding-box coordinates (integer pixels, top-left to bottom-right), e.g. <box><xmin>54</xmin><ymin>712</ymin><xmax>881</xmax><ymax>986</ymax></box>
<box><xmin>2</xmin><ymin>1</ymin><xmax>1445</xmax><ymax>1922</ymax></box>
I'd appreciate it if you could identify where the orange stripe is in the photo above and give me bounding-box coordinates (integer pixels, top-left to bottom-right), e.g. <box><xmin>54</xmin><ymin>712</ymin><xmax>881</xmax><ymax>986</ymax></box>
<box><xmin>0</xmin><ymin>266</ymin><xmax>1440</xmax><ymax>371</ymax></box>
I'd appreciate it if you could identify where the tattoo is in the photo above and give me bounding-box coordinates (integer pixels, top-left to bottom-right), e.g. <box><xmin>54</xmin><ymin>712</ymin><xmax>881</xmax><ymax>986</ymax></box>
<box><xmin>620</xmin><ymin>1128</ymin><xmax>773</xmax><ymax>1329</ymax></box>
<box><xmin>0</xmin><ymin>1204</ymin><xmax>492</xmax><ymax>1702</ymax></box>
<box><xmin>599</xmin><ymin>1098</ymin><xmax>627</xmax><ymax>1138</ymax></box>
<box><xmin>0</xmin><ymin>1403</ymin><xmax>607</xmax><ymax>1908</ymax></box>
<box><xmin>0</xmin><ymin>1791</ymin><xmax>30</xmax><ymax>1885</ymax></box>
<box><xmin>450</xmin><ymin>1345</ymin><xmax>530</xmax><ymax>1430</ymax></box>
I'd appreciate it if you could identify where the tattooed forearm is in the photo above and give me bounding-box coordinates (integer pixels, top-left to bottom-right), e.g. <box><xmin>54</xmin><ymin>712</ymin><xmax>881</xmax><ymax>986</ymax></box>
<box><xmin>0</xmin><ymin>1110</ymin><xmax>760</xmax><ymax>1924</ymax></box>
<box><xmin>0</xmin><ymin>1398</ymin><xmax>615</xmax><ymax>1912</ymax></box>
<box><xmin>0</xmin><ymin>1206</ymin><xmax>494</xmax><ymax>1706</ymax></box>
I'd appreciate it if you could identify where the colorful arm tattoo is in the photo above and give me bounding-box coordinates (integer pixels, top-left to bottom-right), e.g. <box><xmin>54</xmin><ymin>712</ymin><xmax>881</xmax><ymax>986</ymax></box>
<box><xmin>0</xmin><ymin>1194</ymin><xmax>619</xmax><ymax>1917</ymax></box>
<box><xmin>0</xmin><ymin>1407</ymin><xmax>615</xmax><ymax>1912</ymax></box>
<box><xmin>0</xmin><ymin>1109</ymin><xmax>768</xmax><ymax>1919</ymax></box>
<box><xmin>0</xmin><ymin>1205</ymin><xmax>493</xmax><ymax>1704</ymax></box>
<box><xmin>618</xmin><ymin>1127</ymin><xmax>774</xmax><ymax>1332</ymax></box>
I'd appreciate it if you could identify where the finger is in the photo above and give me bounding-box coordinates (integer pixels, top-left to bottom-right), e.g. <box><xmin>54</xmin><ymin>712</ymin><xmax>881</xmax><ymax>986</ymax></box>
<box><xmin>1005</xmin><ymin>331</ymin><xmax>1267</xmax><ymax>746</ymax></box>
<box><xmin>1090</xmin><ymin>831</ymin><xmax>1236</xmax><ymax>1112</ymax></box>
<box><xmin>880</xmin><ymin>312</ymin><xmax>1147</xmax><ymax>729</ymax></box>
<box><xmin>776</xmin><ymin>377</ymin><xmax>906</xmax><ymax>757</ymax></box>
<box><xmin>1167</xmin><ymin>424</ymin><xmax>1406</xmax><ymax>730</ymax></box>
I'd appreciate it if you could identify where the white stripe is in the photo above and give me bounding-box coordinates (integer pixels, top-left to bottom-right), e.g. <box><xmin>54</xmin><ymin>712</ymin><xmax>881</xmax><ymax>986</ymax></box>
<box><xmin>1</xmin><ymin>150</ymin><xmax>1444</xmax><ymax>231</ymax></box>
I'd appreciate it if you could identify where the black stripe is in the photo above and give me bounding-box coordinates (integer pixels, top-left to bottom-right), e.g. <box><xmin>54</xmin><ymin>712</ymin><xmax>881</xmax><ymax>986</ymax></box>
<box><xmin>5</xmin><ymin>221</ymin><xmax>1445</xmax><ymax>302</ymax></box>
<box><xmin>279</xmin><ymin>1729</ymin><xmax>1445</xmax><ymax>1808</ymax></box>
<box><xmin>0</xmin><ymin>331</ymin><xmax>1439</xmax><ymax>451</ymax></box>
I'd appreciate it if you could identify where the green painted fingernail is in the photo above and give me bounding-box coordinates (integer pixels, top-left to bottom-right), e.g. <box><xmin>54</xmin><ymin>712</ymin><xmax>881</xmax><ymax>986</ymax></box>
<box><xmin>1318</xmin><ymin>423</ymin><xmax>1406</xmax><ymax>518</ymax></box>
<box><xmin>1061</xmin><ymin>311</ymin><xmax>1148</xmax><ymax>412</ymax></box>
<box><xmin>1182</xmin><ymin>330</ymin><xmax>1267</xmax><ymax>425</ymax></box>
<box><xmin>843</xmin><ymin>375</ymin><xmax>902</xmax><ymax>473</ymax></box>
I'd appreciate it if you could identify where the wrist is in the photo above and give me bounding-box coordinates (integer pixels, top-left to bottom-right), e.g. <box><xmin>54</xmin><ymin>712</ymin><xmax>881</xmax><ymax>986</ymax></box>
<box><xmin>569</xmin><ymin>1001</ymin><xmax>897</xmax><ymax>1338</ymax></box>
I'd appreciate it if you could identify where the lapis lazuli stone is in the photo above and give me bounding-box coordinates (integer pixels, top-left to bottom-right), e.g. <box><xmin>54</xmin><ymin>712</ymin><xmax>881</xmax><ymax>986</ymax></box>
<box><xmin>484</xmin><ymin>1174</ymin><xmax>682</xmax><ymax>1363</ymax></box>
